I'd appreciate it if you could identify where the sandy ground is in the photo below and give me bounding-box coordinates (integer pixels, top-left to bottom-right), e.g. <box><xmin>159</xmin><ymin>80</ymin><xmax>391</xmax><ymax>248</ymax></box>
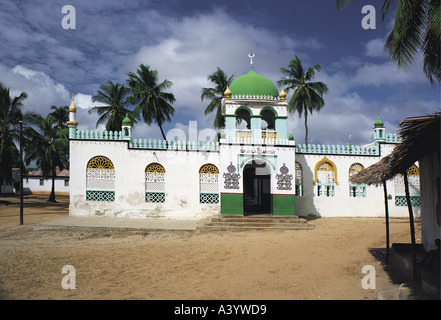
<box><xmin>0</xmin><ymin>193</ymin><xmax>424</xmax><ymax>300</ymax></box>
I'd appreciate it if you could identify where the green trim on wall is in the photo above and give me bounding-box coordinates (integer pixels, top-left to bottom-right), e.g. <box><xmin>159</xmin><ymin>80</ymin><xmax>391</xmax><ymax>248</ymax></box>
<box><xmin>221</xmin><ymin>193</ymin><xmax>244</xmax><ymax>215</ymax></box>
<box><xmin>271</xmin><ymin>194</ymin><xmax>296</xmax><ymax>216</ymax></box>
<box><xmin>221</xmin><ymin>193</ymin><xmax>295</xmax><ymax>216</ymax></box>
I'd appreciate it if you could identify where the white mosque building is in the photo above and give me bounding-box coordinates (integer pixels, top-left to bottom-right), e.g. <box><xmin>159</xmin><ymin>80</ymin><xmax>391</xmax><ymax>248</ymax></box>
<box><xmin>67</xmin><ymin>58</ymin><xmax>420</xmax><ymax>220</ymax></box>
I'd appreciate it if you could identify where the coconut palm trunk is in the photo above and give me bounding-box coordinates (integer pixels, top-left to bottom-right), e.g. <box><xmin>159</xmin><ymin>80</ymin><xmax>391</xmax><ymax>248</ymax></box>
<box><xmin>49</xmin><ymin>168</ymin><xmax>56</xmax><ymax>202</ymax></box>
<box><xmin>304</xmin><ymin>108</ymin><xmax>308</xmax><ymax>146</ymax></box>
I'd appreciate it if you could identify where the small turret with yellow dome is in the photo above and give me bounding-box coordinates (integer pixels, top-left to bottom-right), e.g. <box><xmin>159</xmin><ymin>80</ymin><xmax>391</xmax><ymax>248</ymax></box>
<box><xmin>279</xmin><ymin>88</ymin><xmax>287</xmax><ymax>103</ymax></box>
<box><xmin>67</xmin><ymin>93</ymin><xmax>78</xmax><ymax>138</ymax></box>
<box><xmin>224</xmin><ymin>86</ymin><xmax>232</xmax><ymax>101</ymax></box>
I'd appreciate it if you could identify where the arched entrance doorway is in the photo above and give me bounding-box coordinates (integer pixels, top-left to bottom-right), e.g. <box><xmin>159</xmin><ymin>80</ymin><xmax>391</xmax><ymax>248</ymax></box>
<box><xmin>243</xmin><ymin>160</ymin><xmax>271</xmax><ymax>215</ymax></box>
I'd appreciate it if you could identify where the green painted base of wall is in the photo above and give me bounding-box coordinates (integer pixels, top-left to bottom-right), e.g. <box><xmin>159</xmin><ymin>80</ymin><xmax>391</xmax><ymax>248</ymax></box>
<box><xmin>272</xmin><ymin>194</ymin><xmax>296</xmax><ymax>216</ymax></box>
<box><xmin>220</xmin><ymin>193</ymin><xmax>243</xmax><ymax>215</ymax></box>
<box><xmin>221</xmin><ymin>193</ymin><xmax>295</xmax><ymax>216</ymax></box>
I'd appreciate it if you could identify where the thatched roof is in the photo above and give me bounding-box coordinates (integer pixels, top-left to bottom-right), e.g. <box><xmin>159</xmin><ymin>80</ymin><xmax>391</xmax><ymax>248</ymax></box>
<box><xmin>350</xmin><ymin>112</ymin><xmax>440</xmax><ymax>186</ymax></box>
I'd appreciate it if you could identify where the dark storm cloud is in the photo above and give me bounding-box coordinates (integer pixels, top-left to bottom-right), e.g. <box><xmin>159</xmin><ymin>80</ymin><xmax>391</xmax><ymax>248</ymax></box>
<box><xmin>0</xmin><ymin>0</ymin><xmax>438</xmax><ymax>144</ymax></box>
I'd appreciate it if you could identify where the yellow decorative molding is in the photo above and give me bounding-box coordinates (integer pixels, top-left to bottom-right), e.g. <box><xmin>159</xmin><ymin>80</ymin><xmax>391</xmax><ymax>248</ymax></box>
<box><xmin>313</xmin><ymin>156</ymin><xmax>338</xmax><ymax>185</ymax></box>
<box><xmin>349</xmin><ymin>163</ymin><xmax>365</xmax><ymax>173</ymax></box>
<box><xmin>87</xmin><ymin>156</ymin><xmax>114</xmax><ymax>170</ymax></box>
<box><xmin>199</xmin><ymin>164</ymin><xmax>219</xmax><ymax>174</ymax></box>
<box><xmin>146</xmin><ymin>163</ymin><xmax>166</xmax><ymax>174</ymax></box>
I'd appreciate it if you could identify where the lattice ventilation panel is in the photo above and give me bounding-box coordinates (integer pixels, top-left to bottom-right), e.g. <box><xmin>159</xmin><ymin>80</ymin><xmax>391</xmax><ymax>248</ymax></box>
<box><xmin>86</xmin><ymin>169</ymin><xmax>115</xmax><ymax>189</ymax></box>
<box><xmin>145</xmin><ymin>192</ymin><xmax>165</xmax><ymax>203</ymax></box>
<box><xmin>395</xmin><ymin>195</ymin><xmax>421</xmax><ymax>207</ymax></box>
<box><xmin>200</xmin><ymin>174</ymin><xmax>219</xmax><ymax>193</ymax></box>
<box><xmin>86</xmin><ymin>190</ymin><xmax>115</xmax><ymax>202</ymax></box>
<box><xmin>200</xmin><ymin>193</ymin><xmax>219</xmax><ymax>204</ymax></box>
<box><xmin>394</xmin><ymin>175</ymin><xmax>420</xmax><ymax>196</ymax></box>
<box><xmin>146</xmin><ymin>173</ymin><xmax>165</xmax><ymax>192</ymax></box>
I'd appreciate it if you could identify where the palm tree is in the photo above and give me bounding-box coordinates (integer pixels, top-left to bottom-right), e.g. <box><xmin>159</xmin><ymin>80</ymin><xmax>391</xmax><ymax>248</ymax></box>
<box><xmin>25</xmin><ymin>114</ymin><xmax>69</xmax><ymax>202</ymax></box>
<box><xmin>201</xmin><ymin>68</ymin><xmax>234</xmax><ymax>129</ymax></box>
<box><xmin>336</xmin><ymin>0</ymin><xmax>440</xmax><ymax>85</ymax></box>
<box><xmin>278</xmin><ymin>56</ymin><xmax>328</xmax><ymax>145</ymax></box>
<box><xmin>126</xmin><ymin>64</ymin><xmax>175</xmax><ymax>140</ymax></box>
<box><xmin>49</xmin><ymin>105</ymin><xmax>69</xmax><ymax>131</ymax></box>
<box><xmin>89</xmin><ymin>81</ymin><xmax>134</xmax><ymax>132</ymax></box>
<box><xmin>0</xmin><ymin>82</ymin><xmax>34</xmax><ymax>194</ymax></box>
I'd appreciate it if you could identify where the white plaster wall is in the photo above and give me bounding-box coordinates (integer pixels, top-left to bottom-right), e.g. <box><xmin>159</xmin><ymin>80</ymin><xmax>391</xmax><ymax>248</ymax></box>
<box><xmin>218</xmin><ymin>141</ymin><xmax>296</xmax><ymax>196</ymax></box>
<box><xmin>295</xmin><ymin>144</ymin><xmax>421</xmax><ymax>218</ymax></box>
<box><xmin>420</xmin><ymin>152</ymin><xmax>440</xmax><ymax>251</ymax></box>
<box><xmin>24</xmin><ymin>177</ymin><xmax>69</xmax><ymax>193</ymax></box>
<box><xmin>70</xmin><ymin>137</ymin><xmax>422</xmax><ymax>219</ymax></box>
<box><xmin>69</xmin><ymin>140</ymin><xmax>219</xmax><ymax>220</ymax></box>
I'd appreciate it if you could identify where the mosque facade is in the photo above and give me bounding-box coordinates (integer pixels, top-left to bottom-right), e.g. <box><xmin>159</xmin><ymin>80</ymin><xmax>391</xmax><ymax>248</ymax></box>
<box><xmin>67</xmin><ymin>60</ymin><xmax>421</xmax><ymax>220</ymax></box>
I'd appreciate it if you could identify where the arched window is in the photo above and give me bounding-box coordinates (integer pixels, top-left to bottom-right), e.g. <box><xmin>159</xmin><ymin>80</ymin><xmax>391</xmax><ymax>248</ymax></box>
<box><xmin>394</xmin><ymin>164</ymin><xmax>420</xmax><ymax>206</ymax></box>
<box><xmin>349</xmin><ymin>163</ymin><xmax>366</xmax><ymax>197</ymax></box>
<box><xmin>314</xmin><ymin>157</ymin><xmax>337</xmax><ymax>197</ymax></box>
<box><xmin>235</xmin><ymin>107</ymin><xmax>252</xmax><ymax>142</ymax></box>
<box><xmin>145</xmin><ymin>163</ymin><xmax>166</xmax><ymax>203</ymax></box>
<box><xmin>295</xmin><ymin>161</ymin><xmax>303</xmax><ymax>196</ymax></box>
<box><xmin>260</xmin><ymin>107</ymin><xmax>277</xmax><ymax>141</ymax></box>
<box><xmin>199</xmin><ymin>164</ymin><xmax>220</xmax><ymax>204</ymax></box>
<box><xmin>86</xmin><ymin>156</ymin><xmax>115</xmax><ymax>201</ymax></box>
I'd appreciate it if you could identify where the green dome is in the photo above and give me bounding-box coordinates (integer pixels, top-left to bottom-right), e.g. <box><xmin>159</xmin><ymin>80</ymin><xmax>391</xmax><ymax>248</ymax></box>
<box><xmin>229</xmin><ymin>67</ymin><xmax>279</xmax><ymax>98</ymax></box>
<box><xmin>374</xmin><ymin>117</ymin><xmax>384</xmax><ymax>127</ymax></box>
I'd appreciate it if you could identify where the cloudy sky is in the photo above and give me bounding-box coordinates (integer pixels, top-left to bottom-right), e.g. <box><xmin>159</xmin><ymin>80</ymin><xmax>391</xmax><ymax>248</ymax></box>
<box><xmin>1</xmin><ymin>0</ymin><xmax>439</xmax><ymax>145</ymax></box>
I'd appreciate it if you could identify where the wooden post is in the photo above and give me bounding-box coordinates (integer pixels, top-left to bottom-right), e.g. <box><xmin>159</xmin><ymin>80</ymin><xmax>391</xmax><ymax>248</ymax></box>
<box><xmin>382</xmin><ymin>180</ymin><xmax>390</xmax><ymax>264</ymax></box>
<box><xmin>403</xmin><ymin>170</ymin><xmax>417</xmax><ymax>281</ymax></box>
<box><xmin>19</xmin><ymin>120</ymin><xmax>23</xmax><ymax>225</ymax></box>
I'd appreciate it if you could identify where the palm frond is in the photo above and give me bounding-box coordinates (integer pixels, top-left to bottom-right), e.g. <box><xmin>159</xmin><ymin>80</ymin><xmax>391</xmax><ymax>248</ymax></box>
<box><xmin>384</xmin><ymin>0</ymin><xmax>426</xmax><ymax>68</ymax></box>
<box><xmin>336</xmin><ymin>0</ymin><xmax>355</xmax><ymax>10</ymax></box>
<box><xmin>201</xmin><ymin>67</ymin><xmax>234</xmax><ymax>129</ymax></box>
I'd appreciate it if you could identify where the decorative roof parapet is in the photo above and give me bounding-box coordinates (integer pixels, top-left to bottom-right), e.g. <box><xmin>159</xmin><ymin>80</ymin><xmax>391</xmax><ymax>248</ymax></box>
<box><xmin>71</xmin><ymin>129</ymin><xmax>219</xmax><ymax>151</ymax></box>
<box><xmin>73</xmin><ymin>129</ymin><xmax>125</xmax><ymax>140</ymax></box>
<box><xmin>385</xmin><ymin>133</ymin><xmax>402</xmax><ymax>143</ymax></box>
<box><xmin>130</xmin><ymin>139</ymin><xmax>219</xmax><ymax>151</ymax></box>
<box><xmin>223</xmin><ymin>136</ymin><xmax>294</xmax><ymax>146</ymax></box>
<box><xmin>296</xmin><ymin>133</ymin><xmax>401</xmax><ymax>155</ymax></box>
<box><xmin>230</xmin><ymin>94</ymin><xmax>281</xmax><ymax>101</ymax></box>
<box><xmin>296</xmin><ymin>143</ymin><xmax>379</xmax><ymax>156</ymax></box>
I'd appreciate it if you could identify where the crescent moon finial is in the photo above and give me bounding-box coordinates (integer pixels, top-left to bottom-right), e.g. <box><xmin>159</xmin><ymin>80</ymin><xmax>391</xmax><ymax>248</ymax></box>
<box><xmin>248</xmin><ymin>53</ymin><xmax>255</xmax><ymax>66</ymax></box>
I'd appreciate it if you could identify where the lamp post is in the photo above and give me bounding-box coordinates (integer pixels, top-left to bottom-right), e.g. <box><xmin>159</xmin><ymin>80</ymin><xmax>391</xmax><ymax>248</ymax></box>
<box><xmin>19</xmin><ymin>120</ymin><xmax>23</xmax><ymax>225</ymax></box>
